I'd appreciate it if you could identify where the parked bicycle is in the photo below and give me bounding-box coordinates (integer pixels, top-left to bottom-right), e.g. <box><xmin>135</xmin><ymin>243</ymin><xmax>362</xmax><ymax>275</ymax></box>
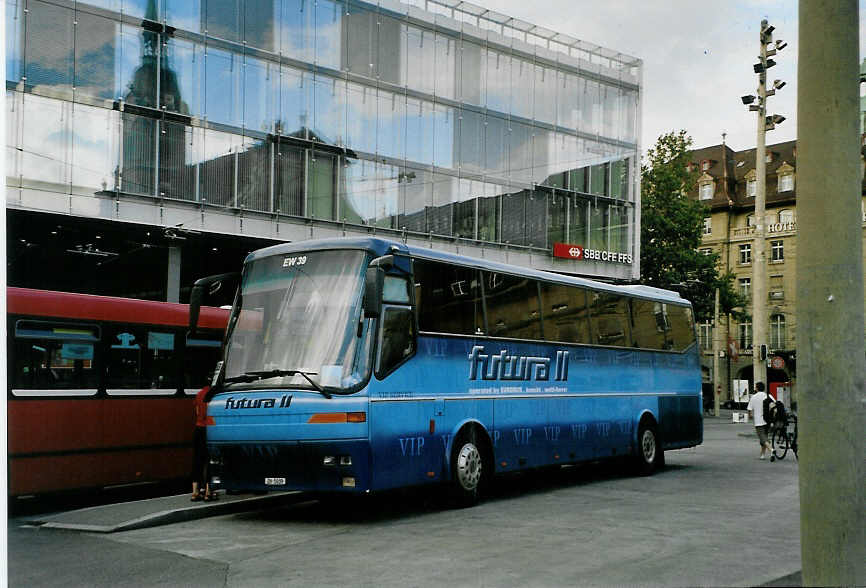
<box><xmin>770</xmin><ymin>412</ymin><xmax>798</xmax><ymax>462</ymax></box>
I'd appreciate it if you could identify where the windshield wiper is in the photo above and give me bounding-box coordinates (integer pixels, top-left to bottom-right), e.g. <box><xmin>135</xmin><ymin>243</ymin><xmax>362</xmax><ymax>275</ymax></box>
<box><xmin>223</xmin><ymin>369</ymin><xmax>331</xmax><ymax>399</ymax></box>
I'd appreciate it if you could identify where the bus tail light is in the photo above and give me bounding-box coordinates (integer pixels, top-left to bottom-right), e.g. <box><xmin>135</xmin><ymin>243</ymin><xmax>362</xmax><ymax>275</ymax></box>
<box><xmin>307</xmin><ymin>412</ymin><xmax>366</xmax><ymax>424</ymax></box>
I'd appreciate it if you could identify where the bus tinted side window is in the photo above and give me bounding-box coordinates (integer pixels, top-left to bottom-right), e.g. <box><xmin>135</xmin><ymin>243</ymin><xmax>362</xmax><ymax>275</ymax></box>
<box><xmin>415</xmin><ymin>260</ymin><xmax>484</xmax><ymax>335</ymax></box>
<box><xmin>539</xmin><ymin>283</ymin><xmax>591</xmax><ymax>344</ymax></box>
<box><xmin>631</xmin><ymin>298</ymin><xmax>667</xmax><ymax>350</ymax></box>
<box><xmin>589</xmin><ymin>292</ymin><xmax>631</xmax><ymax>347</ymax></box>
<box><xmin>12</xmin><ymin>321</ymin><xmax>100</xmax><ymax>395</ymax></box>
<box><xmin>484</xmin><ymin>273</ymin><xmax>541</xmax><ymax>340</ymax></box>
<box><xmin>667</xmin><ymin>304</ymin><xmax>696</xmax><ymax>351</ymax></box>
<box><xmin>106</xmin><ymin>326</ymin><xmax>178</xmax><ymax>394</ymax></box>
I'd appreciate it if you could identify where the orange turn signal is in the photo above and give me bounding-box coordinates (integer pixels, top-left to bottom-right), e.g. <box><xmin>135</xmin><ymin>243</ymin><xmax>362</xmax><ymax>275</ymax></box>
<box><xmin>307</xmin><ymin>412</ymin><xmax>366</xmax><ymax>424</ymax></box>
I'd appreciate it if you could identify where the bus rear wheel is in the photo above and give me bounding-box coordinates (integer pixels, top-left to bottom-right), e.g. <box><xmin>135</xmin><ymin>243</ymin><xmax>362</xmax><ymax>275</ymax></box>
<box><xmin>449</xmin><ymin>429</ymin><xmax>487</xmax><ymax>507</ymax></box>
<box><xmin>635</xmin><ymin>419</ymin><xmax>663</xmax><ymax>475</ymax></box>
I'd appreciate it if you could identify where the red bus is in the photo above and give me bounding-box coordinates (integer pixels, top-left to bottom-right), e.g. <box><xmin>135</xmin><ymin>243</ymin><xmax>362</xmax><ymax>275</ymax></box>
<box><xmin>6</xmin><ymin>288</ymin><xmax>229</xmax><ymax>497</ymax></box>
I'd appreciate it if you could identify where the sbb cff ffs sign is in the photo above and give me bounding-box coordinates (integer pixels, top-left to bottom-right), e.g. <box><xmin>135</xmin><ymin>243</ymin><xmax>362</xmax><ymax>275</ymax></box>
<box><xmin>552</xmin><ymin>243</ymin><xmax>633</xmax><ymax>264</ymax></box>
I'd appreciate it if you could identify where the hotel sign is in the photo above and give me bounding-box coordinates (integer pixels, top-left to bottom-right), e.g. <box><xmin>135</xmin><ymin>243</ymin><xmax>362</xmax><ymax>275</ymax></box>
<box><xmin>553</xmin><ymin>242</ymin><xmax>633</xmax><ymax>264</ymax></box>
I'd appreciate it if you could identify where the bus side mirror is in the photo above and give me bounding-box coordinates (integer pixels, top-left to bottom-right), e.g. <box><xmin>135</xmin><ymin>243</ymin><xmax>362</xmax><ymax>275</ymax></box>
<box><xmin>364</xmin><ymin>265</ymin><xmax>385</xmax><ymax>319</ymax></box>
<box><xmin>189</xmin><ymin>272</ymin><xmax>239</xmax><ymax>334</ymax></box>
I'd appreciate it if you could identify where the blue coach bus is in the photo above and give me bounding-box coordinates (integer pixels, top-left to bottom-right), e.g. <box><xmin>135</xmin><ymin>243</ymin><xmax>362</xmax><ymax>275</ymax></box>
<box><xmin>190</xmin><ymin>237</ymin><xmax>702</xmax><ymax>505</ymax></box>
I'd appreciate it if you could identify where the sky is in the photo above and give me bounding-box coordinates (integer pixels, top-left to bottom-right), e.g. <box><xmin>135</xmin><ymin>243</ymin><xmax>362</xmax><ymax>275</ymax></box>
<box><xmin>480</xmin><ymin>1</ymin><xmax>865</xmax><ymax>153</ymax></box>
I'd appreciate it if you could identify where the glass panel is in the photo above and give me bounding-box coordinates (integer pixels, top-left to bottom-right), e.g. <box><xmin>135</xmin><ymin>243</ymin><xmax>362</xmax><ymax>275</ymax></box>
<box><xmin>243</xmin><ymin>56</ymin><xmax>277</xmax><ymax>134</ymax></box>
<box><xmin>486</xmin><ymin>48</ymin><xmax>510</xmax><ymax>115</ymax></box>
<box><xmin>121</xmin><ymin>0</ymin><xmax>151</xmax><ymax>20</ymax></box>
<box><xmin>198</xmin><ymin>128</ymin><xmax>240</xmax><ymax>206</ymax></box>
<box><xmin>107</xmin><ymin>327</ymin><xmax>178</xmax><ymax>393</ymax></box>
<box><xmin>280</xmin><ymin>0</ymin><xmax>312</xmax><ymax>63</ymax></box>
<box><xmin>279</xmin><ymin>66</ymin><xmax>310</xmax><ymax>137</ymax></box>
<box><xmin>313</xmin><ymin>74</ymin><xmax>346</xmax><ymax>146</ymax></box>
<box><xmin>609</xmin><ymin>205</ymin><xmax>629</xmax><ymax>253</ymax></box>
<box><xmin>74</xmin><ymin>11</ymin><xmax>117</xmax><ymax>102</ymax></box>
<box><xmin>72</xmin><ymin>104</ymin><xmax>119</xmax><ymax>193</ymax></box>
<box><xmin>485</xmin><ymin>115</ymin><xmax>508</xmax><ymax>180</ymax></box>
<box><xmin>314</xmin><ymin>0</ymin><xmax>342</xmax><ymax>69</ymax></box>
<box><xmin>548</xmin><ymin>193</ymin><xmax>567</xmax><ymax>246</ymax></box>
<box><xmin>525</xmin><ymin>191</ymin><xmax>547</xmax><ymax>248</ymax></box>
<box><xmin>433</xmin><ymin>103</ymin><xmax>454</xmax><ymax>169</ymax></box>
<box><xmin>120</xmin><ymin>110</ymin><xmax>156</xmax><ymax>195</ymax></box>
<box><xmin>458</xmin><ymin>40</ymin><xmax>485</xmax><ymax>106</ymax></box>
<box><xmin>6</xmin><ymin>0</ymin><xmax>23</xmax><ymax>83</ymax></box>
<box><xmin>569</xmin><ymin>167</ymin><xmax>586</xmax><ymax>192</ymax></box>
<box><xmin>590</xmin><ymin>162</ymin><xmax>608</xmax><ymax>195</ymax></box>
<box><xmin>457</xmin><ymin>108</ymin><xmax>483</xmax><ymax>174</ymax></box>
<box><xmin>397</xmin><ymin>167</ymin><xmax>430</xmax><ymax>233</ymax></box>
<box><xmin>589</xmin><ymin>292</ymin><xmax>630</xmax><ymax>347</ymax></box>
<box><xmin>667</xmin><ymin>305</ymin><xmax>695</xmax><ymax>351</ymax></box>
<box><xmin>569</xmin><ymin>197</ymin><xmax>588</xmax><ymax>245</ymax></box>
<box><xmin>631</xmin><ymin>298</ymin><xmax>667</xmax><ymax>350</ymax></box>
<box><xmin>557</xmin><ymin>72</ymin><xmax>578</xmax><ymax>129</ymax></box>
<box><xmin>204</xmin><ymin>47</ymin><xmax>242</xmax><ymax>127</ymax></box>
<box><xmin>507</xmin><ymin>57</ymin><xmax>531</xmax><ymax>119</ymax></box>
<box><xmin>118</xmin><ymin>24</ymin><xmax>156</xmax><ymax>106</ymax></box>
<box><xmin>205</xmin><ymin>0</ymin><xmax>240</xmax><ymax>43</ymax></box>
<box><xmin>346</xmin><ymin>82</ymin><xmax>377</xmax><ymax>154</ymax></box>
<box><xmin>539</xmin><ymin>283</ymin><xmax>590</xmax><ymax>344</ymax></box>
<box><xmin>25</xmin><ymin>0</ymin><xmax>74</xmax><ymax>96</ymax></box>
<box><xmin>237</xmin><ymin>137</ymin><xmax>270</xmax><ymax>211</ymax></box>
<box><xmin>508</xmin><ymin>120</ymin><xmax>532</xmax><ymax>184</ymax></box>
<box><xmin>434</xmin><ymin>32</ymin><xmax>456</xmax><ymax>100</ymax></box>
<box><xmin>602</xmin><ymin>84</ymin><xmax>618</xmax><ymax>139</ymax></box>
<box><xmin>477</xmin><ymin>186</ymin><xmax>500</xmax><ymax>243</ymax></box>
<box><xmin>484</xmin><ymin>273</ymin><xmax>541</xmax><ymax>340</ymax></box>
<box><xmin>501</xmin><ymin>189</ymin><xmax>526</xmax><ymax>246</ymax></box>
<box><xmin>610</xmin><ymin>158</ymin><xmax>628</xmax><ymax>199</ymax></box>
<box><xmin>589</xmin><ymin>201</ymin><xmax>608</xmax><ymax>249</ymax></box>
<box><xmin>7</xmin><ymin>90</ymin><xmax>22</xmax><ymax>185</ymax></box>
<box><xmin>274</xmin><ymin>142</ymin><xmax>304</xmax><ymax>215</ymax></box>
<box><xmin>244</xmin><ymin>0</ymin><xmax>275</xmax><ymax>52</ymax></box>
<box><xmin>163</xmin><ymin>37</ymin><xmax>203</xmax><ymax>116</ymax></box>
<box><xmin>345</xmin><ymin>4</ymin><xmax>375</xmax><ymax>79</ymax></box>
<box><xmin>406</xmin><ymin>25</ymin><xmax>434</xmax><ymax>95</ymax></box>
<box><xmin>377</xmin><ymin>88</ymin><xmax>405</xmax><ymax>160</ymax></box>
<box><xmin>164</xmin><ymin>0</ymin><xmax>202</xmax><ymax>34</ymax></box>
<box><xmin>453</xmin><ymin>180</ymin><xmax>475</xmax><ymax>239</ymax></box>
<box><xmin>405</xmin><ymin>97</ymin><xmax>434</xmax><ymax>165</ymax></box>
<box><xmin>309</xmin><ymin>151</ymin><xmax>336</xmax><ymax>220</ymax></box>
<box><xmin>414</xmin><ymin>260</ymin><xmax>483</xmax><ymax>335</ymax></box>
<box><xmin>430</xmin><ymin>172</ymin><xmax>456</xmax><ymax>236</ymax></box>
<box><xmin>158</xmin><ymin>119</ymin><xmax>194</xmax><ymax>200</ymax></box>
<box><xmin>580</xmin><ymin>79</ymin><xmax>601</xmax><ymax>135</ymax></box>
<box><xmin>531</xmin><ymin>128</ymin><xmax>553</xmax><ymax>185</ymax></box>
<box><xmin>376</xmin><ymin>13</ymin><xmax>402</xmax><ymax>85</ymax></box>
<box><xmin>373</xmin><ymin>162</ymin><xmax>400</xmax><ymax>228</ymax></box>
<box><xmin>20</xmin><ymin>94</ymin><xmax>69</xmax><ymax>189</ymax></box>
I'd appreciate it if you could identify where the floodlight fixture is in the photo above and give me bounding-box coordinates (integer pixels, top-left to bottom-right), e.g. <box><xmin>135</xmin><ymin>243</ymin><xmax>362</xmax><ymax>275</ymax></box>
<box><xmin>775</xmin><ymin>40</ymin><xmax>787</xmax><ymax>51</ymax></box>
<box><xmin>749</xmin><ymin>105</ymin><xmax>760</xmax><ymax>112</ymax></box>
<box><xmin>770</xmin><ymin>114</ymin><xmax>786</xmax><ymax>124</ymax></box>
<box><xmin>754</xmin><ymin>62</ymin><xmax>764</xmax><ymax>74</ymax></box>
<box><xmin>773</xmin><ymin>79</ymin><xmax>786</xmax><ymax>90</ymax></box>
<box><xmin>766</xmin><ymin>59</ymin><xmax>776</xmax><ymax>69</ymax></box>
<box><xmin>761</xmin><ymin>24</ymin><xmax>775</xmax><ymax>37</ymax></box>
<box><xmin>741</xmin><ymin>94</ymin><xmax>756</xmax><ymax>105</ymax></box>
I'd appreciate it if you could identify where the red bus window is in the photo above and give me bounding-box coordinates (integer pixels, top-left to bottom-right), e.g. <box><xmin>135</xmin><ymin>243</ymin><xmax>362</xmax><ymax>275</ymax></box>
<box><xmin>106</xmin><ymin>328</ymin><xmax>178</xmax><ymax>395</ymax></box>
<box><xmin>12</xmin><ymin>321</ymin><xmax>100</xmax><ymax>396</ymax></box>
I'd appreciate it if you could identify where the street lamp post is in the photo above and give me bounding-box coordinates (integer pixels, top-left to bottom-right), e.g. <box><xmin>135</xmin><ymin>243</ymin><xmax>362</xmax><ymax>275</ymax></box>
<box><xmin>741</xmin><ymin>19</ymin><xmax>786</xmax><ymax>390</ymax></box>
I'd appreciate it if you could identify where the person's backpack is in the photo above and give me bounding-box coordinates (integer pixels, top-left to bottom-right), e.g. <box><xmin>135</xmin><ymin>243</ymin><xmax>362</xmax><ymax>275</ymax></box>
<box><xmin>763</xmin><ymin>393</ymin><xmax>776</xmax><ymax>424</ymax></box>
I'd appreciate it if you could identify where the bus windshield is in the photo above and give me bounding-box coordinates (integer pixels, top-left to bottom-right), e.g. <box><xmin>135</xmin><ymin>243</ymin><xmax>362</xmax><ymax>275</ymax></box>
<box><xmin>223</xmin><ymin>249</ymin><xmax>372</xmax><ymax>392</ymax></box>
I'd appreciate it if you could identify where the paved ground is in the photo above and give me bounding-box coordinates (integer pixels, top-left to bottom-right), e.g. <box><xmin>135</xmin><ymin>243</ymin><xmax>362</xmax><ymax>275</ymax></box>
<box><xmin>8</xmin><ymin>412</ymin><xmax>803</xmax><ymax>587</ymax></box>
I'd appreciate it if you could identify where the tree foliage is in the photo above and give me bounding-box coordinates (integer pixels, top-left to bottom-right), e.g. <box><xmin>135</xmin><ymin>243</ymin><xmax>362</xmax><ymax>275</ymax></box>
<box><xmin>640</xmin><ymin>130</ymin><xmax>746</xmax><ymax>322</ymax></box>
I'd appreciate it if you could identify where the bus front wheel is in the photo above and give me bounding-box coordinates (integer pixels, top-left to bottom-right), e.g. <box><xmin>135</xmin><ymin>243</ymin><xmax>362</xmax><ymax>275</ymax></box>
<box><xmin>449</xmin><ymin>428</ymin><xmax>488</xmax><ymax>507</ymax></box>
<box><xmin>635</xmin><ymin>419</ymin><xmax>663</xmax><ymax>475</ymax></box>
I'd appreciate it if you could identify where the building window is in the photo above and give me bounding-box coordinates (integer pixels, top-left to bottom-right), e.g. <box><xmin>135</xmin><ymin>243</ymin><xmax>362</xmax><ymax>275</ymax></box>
<box><xmin>770</xmin><ymin>314</ymin><xmax>786</xmax><ymax>349</ymax></box>
<box><xmin>739</xmin><ymin>243</ymin><xmax>751</xmax><ymax>264</ymax></box>
<box><xmin>739</xmin><ymin>321</ymin><xmax>752</xmax><ymax>350</ymax></box>
<box><xmin>699</xmin><ymin>320</ymin><xmax>712</xmax><ymax>351</ymax></box>
<box><xmin>699</xmin><ymin>182</ymin><xmax>714</xmax><ymax>200</ymax></box>
<box><xmin>701</xmin><ymin>160</ymin><xmax>711</xmax><ymax>171</ymax></box>
<box><xmin>747</xmin><ymin>214</ymin><xmax>756</xmax><ymax>228</ymax></box>
<box><xmin>739</xmin><ymin>277</ymin><xmax>751</xmax><ymax>299</ymax></box>
<box><xmin>746</xmin><ymin>179</ymin><xmax>756</xmax><ymax>197</ymax></box>
<box><xmin>778</xmin><ymin>173</ymin><xmax>794</xmax><ymax>192</ymax></box>
<box><xmin>771</xmin><ymin>240</ymin><xmax>784</xmax><ymax>261</ymax></box>
<box><xmin>699</xmin><ymin>248</ymin><xmax>713</xmax><ymax>256</ymax></box>
<box><xmin>702</xmin><ymin>217</ymin><xmax>712</xmax><ymax>235</ymax></box>
<box><xmin>779</xmin><ymin>209</ymin><xmax>794</xmax><ymax>224</ymax></box>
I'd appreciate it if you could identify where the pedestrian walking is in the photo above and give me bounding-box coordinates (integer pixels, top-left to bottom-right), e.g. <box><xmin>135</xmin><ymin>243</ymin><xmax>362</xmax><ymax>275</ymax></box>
<box><xmin>747</xmin><ymin>382</ymin><xmax>772</xmax><ymax>459</ymax></box>
<box><xmin>191</xmin><ymin>386</ymin><xmax>216</xmax><ymax>501</ymax></box>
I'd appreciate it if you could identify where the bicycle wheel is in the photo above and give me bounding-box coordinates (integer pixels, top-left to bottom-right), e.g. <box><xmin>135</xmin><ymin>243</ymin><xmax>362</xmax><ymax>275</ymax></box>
<box><xmin>772</xmin><ymin>427</ymin><xmax>789</xmax><ymax>460</ymax></box>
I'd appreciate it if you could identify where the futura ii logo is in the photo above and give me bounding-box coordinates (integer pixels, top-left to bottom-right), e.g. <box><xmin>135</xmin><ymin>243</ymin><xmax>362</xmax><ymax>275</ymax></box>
<box><xmin>468</xmin><ymin>346</ymin><xmax>569</xmax><ymax>381</ymax></box>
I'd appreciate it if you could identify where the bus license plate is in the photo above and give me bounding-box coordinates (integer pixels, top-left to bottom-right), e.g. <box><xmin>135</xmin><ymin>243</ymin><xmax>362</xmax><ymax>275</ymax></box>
<box><xmin>264</xmin><ymin>477</ymin><xmax>285</xmax><ymax>485</ymax></box>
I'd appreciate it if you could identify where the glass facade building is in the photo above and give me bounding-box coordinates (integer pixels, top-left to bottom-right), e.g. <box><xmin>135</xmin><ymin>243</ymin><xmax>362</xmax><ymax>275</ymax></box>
<box><xmin>6</xmin><ymin>0</ymin><xmax>642</xmax><ymax>281</ymax></box>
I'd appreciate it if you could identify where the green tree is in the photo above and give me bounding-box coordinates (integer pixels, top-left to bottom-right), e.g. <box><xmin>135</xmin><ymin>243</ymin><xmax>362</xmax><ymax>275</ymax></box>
<box><xmin>640</xmin><ymin>130</ymin><xmax>745</xmax><ymax>322</ymax></box>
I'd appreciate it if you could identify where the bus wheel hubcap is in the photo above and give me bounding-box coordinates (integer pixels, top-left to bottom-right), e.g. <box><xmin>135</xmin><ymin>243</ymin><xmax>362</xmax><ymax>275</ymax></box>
<box><xmin>642</xmin><ymin>430</ymin><xmax>656</xmax><ymax>463</ymax></box>
<box><xmin>456</xmin><ymin>443</ymin><xmax>482</xmax><ymax>490</ymax></box>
